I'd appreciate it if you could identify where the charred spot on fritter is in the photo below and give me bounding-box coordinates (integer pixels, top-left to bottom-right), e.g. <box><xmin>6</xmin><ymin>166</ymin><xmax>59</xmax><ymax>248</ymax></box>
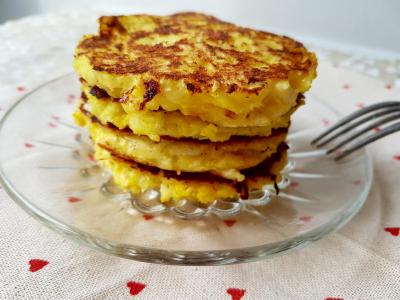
<box><xmin>234</xmin><ymin>182</ymin><xmax>249</xmax><ymax>199</ymax></box>
<box><xmin>227</xmin><ymin>84</ymin><xmax>237</xmax><ymax>93</ymax></box>
<box><xmin>139</xmin><ymin>79</ymin><xmax>160</xmax><ymax>110</ymax></box>
<box><xmin>81</xmin><ymin>91</ymin><xmax>88</xmax><ymax>101</ymax></box>
<box><xmin>89</xmin><ymin>86</ymin><xmax>109</xmax><ymax>99</ymax></box>
<box><xmin>246</xmin><ymin>68</ymin><xmax>268</xmax><ymax>84</ymax></box>
<box><xmin>114</xmin><ymin>43</ymin><xmax>123</xmax><ymax>51</ymax></box>
<box><xmin>186</xmin><ymin>82</ymin><xmax>202</xmax><ymax>93</ymax></box>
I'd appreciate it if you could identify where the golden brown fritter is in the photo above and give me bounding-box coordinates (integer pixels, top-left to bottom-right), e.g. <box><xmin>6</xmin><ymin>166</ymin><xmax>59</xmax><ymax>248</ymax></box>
<box><xmin>74</xmin><ymin>12</ymin><xmax>317</xmax><ymax>116</ymax></box>
<box><xmin>94</xmin><ymin>142</ymin><xmax>288</xmax><ymax>203</ymax></box>
<box><xmin>79</xmin><ymin>83</ymin><xmax>301</xmax><ymax>142</ymax></box>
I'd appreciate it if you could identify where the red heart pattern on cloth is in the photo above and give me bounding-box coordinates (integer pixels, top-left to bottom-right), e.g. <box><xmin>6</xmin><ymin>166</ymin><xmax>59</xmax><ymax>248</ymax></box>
<box><xmin>24</xmin><ymin>143</ymin><xmax>35</xmax><ymax>148</ymax></box>
<box><xmin>67</xmin><ymin>94</ymin><xmax>77</xmax><ymax>104</ymax></box>
<box><xmin>29</xmin><ymin>259</ymin><xmax>48</xmax><ymax>272</ymax></box>
<box><xmin>68</xmin><ymin>197</ymin><xmax>81</xmax><ymax>203</ymax></box>
<box><xmin>393</xmin><ymin>155</ymin><xmax>400</xmax><ymax>161</ymax></box>
<box><xmin>17</xmin><ymin>86</ymin><xmax>26</xmax><ymax>92</ymax></box>
<box><xmin>143</xmin><ymin>215</ymin><xmax>154</xmax><ymax>221</ymax></box>
<box><xmin>342</xmin><ymin>84</ymin><xmax>350</xmax><ymax>90</ymax></box>
<box><xmin>224</xmin><ymin>220</ymin><xmax>237</xmax><ymax>227</ymax></box>
<box><xmin>384</xmin><ymin>227</ymin><xmax>400</xmax><ymax>236</ymax></box>
<box><xmin>127</xmin><ymin>281</ymin><xmax>146</xmax><ymax>296</ymax></box>
<box><xmin>321</xmin><ymin>119</ymin><xmax>331</xmax><ymax>127</ymax></box>
<box><xmin>227</xmin><ymin>288</ymin><xmax>246</xmax><ymax>300</ymax></box>
<box><xmin>385</xmin><ymin>83</ymin><xmax>392</xmax><ymax>90</ymax></box>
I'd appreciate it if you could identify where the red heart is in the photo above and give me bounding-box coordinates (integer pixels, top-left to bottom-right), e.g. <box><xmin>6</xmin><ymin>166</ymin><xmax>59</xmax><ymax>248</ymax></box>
<box><xmin>67</xmin><ymin>94</ymin><xmax>77</xmax><ymax>104</ymax></box>
<box><xmin>325</xmin><ymin>298</ymin><xmax>343</xmax><ymax>300</ymax></box>
<box><xmin>17</xmin><ymin>86</ymin><xmax>26</xmax><ymax>92</ymax></box>
<box><xmin>393</xmin><ymin>155</ymin><xmax>400</xmax><ymax>161</ymax></box>
<box><xmin>24</xmin><ymin>143</ymin><xmax>35</xmax><ymax>148</ymax></box>
<box><xmin>321</xmin><ymin>119</ymin><xmax>330</xmax><ymax>127</ymax></box>
<box><xmin>224</xmin><ymin>220</ymin><xmax>237</xmax><ymax>227</ymax></box>
<box><xmin>29</xmin><ymin>259</ymin><xmax>48</xmax><ymax>272</ymax></box>
<box><xmin>384</xmin><ymin>227</ymin><xmax>400</xmax><ymax>236</ymax></box>
<box><xmin>127</xmin><ymin>281</ymin><xmax>146</xmax><ymax>296</ymax></box>
<box><xmin>227</xmin><ymin>288</ymin><xmax>246</xmax><ymax>300</ymax></box>
<box><xmin>143</xmin><ymin>215</ymin><xmax>154</xmax><ymax>221</ymax></box>
<box><xmin>68</xmin><ymin>197</ymin><xmax>81</xmax><ymax>203</ymax></box>
<box><xmin>373</xmin><ymin>127</ymin><xmax>381</xmax><ymax>132</ymax></box>
<box><xmin>342</xmin><ymin>84</ymin><xmax>350</xmax><ymax>90</ymax></box>
<box><xmin>385</xmin><ymin>83</ymin><xmax>392</xmax><ymax>90</ymax></box>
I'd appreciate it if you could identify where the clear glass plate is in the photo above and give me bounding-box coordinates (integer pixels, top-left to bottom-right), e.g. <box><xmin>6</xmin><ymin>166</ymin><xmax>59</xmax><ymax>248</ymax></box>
<box><xmin>0</xmin><ymin>74</ymin><xmax>373</xmax><ymax>265</ymax></box>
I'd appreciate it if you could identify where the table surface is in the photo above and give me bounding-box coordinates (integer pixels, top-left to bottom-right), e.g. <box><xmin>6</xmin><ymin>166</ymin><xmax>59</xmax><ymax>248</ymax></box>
<box><xmin>1</xmin><ymin>12</ymin><xmax>400</xmax><ymax>300</ymax></box>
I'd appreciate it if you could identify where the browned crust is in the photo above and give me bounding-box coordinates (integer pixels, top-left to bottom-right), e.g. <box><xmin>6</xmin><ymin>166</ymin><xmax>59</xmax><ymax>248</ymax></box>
<box><xmin>98</xmin><ymin>142</ymin><xmax>288</xmax><ymax>199</ymax></box>
<box><xmin>76</xmin><ymin>12</ymin><xmax>317</xmax><ymax>95</ymax></box>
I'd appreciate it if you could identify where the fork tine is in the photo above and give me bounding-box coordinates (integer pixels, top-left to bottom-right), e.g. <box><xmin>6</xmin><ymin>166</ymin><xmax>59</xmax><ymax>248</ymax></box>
<box><xmin>311</xmin><ymin>101</ymin><xmax>400</xmax><ymax>145</ymax></box>
<box><xmin>335</xmin><ymin>121</ymin><xmax>400</xmax><ymax>160</ymax></box>
<box><xmin>326</xmin><ymin>112</ymin><xmax>400</xmax><ymax>154</ymax></box>
<box><xmin>315</xmin><ymin>107</ymin><xmax>400</xmax><ymax>147</ymax></box>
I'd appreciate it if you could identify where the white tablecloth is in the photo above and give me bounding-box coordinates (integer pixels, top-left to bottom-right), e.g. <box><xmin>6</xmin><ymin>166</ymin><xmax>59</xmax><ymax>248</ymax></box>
<box><xmin>1</xmin><ymin>12</ymin><xmax>400</xmax><ymax>300</ymax></box>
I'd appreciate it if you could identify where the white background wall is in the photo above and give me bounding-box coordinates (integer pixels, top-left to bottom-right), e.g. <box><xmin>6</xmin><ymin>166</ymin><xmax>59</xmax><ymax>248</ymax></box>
<box><xmin>0</xmin><ymin>0</ymin><xmax>399</xmax><ymax>56</ymax></box>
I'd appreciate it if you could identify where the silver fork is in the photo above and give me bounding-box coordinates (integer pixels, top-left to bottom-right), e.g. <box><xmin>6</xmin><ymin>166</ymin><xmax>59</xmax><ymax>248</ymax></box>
<box><xmin>311</xmin><ymin>101</ymin><xmax>400</xmax><ymax>160</ymax></box>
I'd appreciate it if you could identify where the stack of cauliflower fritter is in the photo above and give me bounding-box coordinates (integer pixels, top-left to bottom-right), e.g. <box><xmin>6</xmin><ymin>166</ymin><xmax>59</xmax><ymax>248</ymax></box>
<box><xmin>73</xmin><ymin>13</ymin><xmax>317</xmax><ymax>204</ymax></box>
